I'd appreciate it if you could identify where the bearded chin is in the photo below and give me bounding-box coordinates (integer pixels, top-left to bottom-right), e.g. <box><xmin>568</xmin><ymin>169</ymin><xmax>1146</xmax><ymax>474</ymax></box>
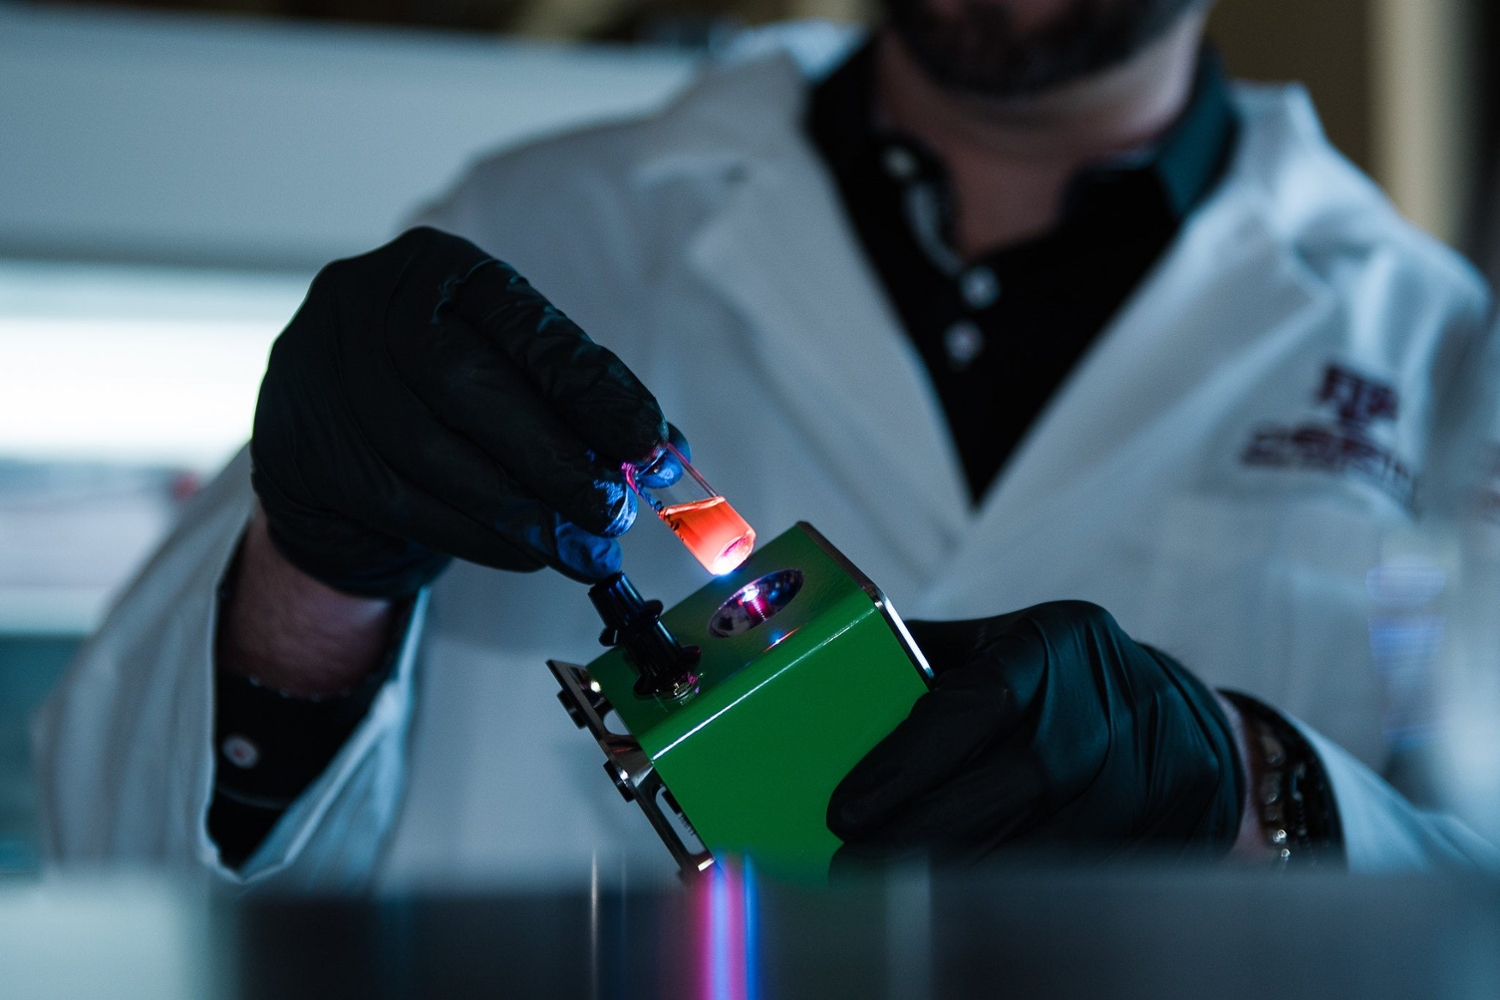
<box><xmin>880</xmin><ymin>0</ymin><xmax>1203</xmax><ymax>99</ymax></box>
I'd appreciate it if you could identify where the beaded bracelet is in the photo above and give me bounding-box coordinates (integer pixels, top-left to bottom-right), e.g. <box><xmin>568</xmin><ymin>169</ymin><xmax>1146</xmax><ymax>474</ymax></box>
<box><xmin>1223</xmin><ymin>691</ymin><xmax>1345</xmax><ymax>870</ymax></box>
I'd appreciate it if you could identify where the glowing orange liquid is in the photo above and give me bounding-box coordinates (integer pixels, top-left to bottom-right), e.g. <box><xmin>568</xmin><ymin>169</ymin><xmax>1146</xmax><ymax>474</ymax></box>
<box><xmin>660</xmin><ymin>496</ymin><xmax>756</xmax><ymax>575</ymax></box>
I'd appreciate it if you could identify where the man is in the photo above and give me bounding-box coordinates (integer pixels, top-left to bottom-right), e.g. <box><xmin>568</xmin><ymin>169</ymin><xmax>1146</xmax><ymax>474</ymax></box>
<box><xmin>34</xmin><ymin>0</ymin><xmax>1495</xmax><ymax>886</ymax></box>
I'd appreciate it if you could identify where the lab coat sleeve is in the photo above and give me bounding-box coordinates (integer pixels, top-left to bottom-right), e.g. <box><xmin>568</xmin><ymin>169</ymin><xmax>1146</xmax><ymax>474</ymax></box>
<box><xmin>401</xmin><ymin>121</ymin><xmax>658</xmax><ymax>368</ymax></box>
<box><xmin>30</xmin><ymin>448</ymin><xmax>424</xmax><ymax>891</ymax></box>
<box><xmin>1291</xmin><ymin>719</ymin><xmax>1500</xmax><ymax>872</ymax></box>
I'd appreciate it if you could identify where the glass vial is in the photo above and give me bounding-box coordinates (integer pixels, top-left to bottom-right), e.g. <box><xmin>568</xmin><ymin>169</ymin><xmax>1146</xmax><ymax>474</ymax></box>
<box><xmin>625</xmin><ymin>442</ymin><xmax>756</xmax><ymax>575</ymax></box>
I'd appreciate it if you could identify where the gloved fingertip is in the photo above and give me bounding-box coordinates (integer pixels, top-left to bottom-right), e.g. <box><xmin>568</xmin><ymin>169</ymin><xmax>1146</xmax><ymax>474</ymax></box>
<box><xmin>827</xmin><ymin>786</ymin><xmax>879</xmax><ymax>838</ymax></box>
<box><xmin>828</xmin><ymin>809</ymin><xmax>864</xmax><ymax>840</ymax></box>
<box><xmin>597</xmin><ymin>481</ymin><xmax>637</xmax><ymax>538</ymax></box>
<box><xmin>618</xmin><ymin>408</ymin><xmax>668</xmax><ymax>466</ymax></box>
<box><xmin>553</xmin><ymin>524</ymin><xmax>623</xmax><ymax>583</ymax></box>
<box><xmin>665</xmin><ymin>423</ymin><xmax>691</xmax><ymax>463</ymax></box>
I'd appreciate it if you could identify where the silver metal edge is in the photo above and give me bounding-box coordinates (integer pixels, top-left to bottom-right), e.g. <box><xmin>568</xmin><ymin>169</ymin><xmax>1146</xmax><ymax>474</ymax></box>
<box><xmin>547</xmin><ymin>660</ymin><xmax>715</xmax><ymax>876</ymax></box>
<box><xmin>794</xmin><ymin>522</ymin><xmax>935</xmax><ymax>685</ymax></box>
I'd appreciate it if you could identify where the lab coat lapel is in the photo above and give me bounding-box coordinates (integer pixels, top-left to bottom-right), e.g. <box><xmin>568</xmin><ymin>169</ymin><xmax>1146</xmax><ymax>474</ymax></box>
<box><xmin>683</xmin><ymin>136</ymin><xmax>972</xmax><ymax>578</ymax></box>
<box><xmin>952</xmin><ymin>169</ymin><xmax>1327</xmax><ymax>586</ymax></box>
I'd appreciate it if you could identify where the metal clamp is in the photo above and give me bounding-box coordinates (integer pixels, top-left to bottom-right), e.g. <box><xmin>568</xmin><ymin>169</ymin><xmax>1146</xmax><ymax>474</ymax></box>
<box><xmin>547</xmin><ymin>660</ymin><xmax>715</xmax><ymax>876</ymax></box>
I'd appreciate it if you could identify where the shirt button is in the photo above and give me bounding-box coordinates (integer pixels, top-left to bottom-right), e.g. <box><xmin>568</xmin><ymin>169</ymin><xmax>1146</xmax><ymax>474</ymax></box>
<box><xmin>882</xmin><ymin>145</ymin><xmax>919</xmax><ymax>181</ymax></box>
<box><xmin>943</xmin><ymin>320</ymin><xmax>986</xmax><ymax>371</ymax></box>
<box><xmin>961</xmin><ymin>267</ymin><xmax>1001</xmax><ymax>309</ymax></box>
<box><xmin>222</xmin><ymin>734</ymin><xmax>261</xmax><ymax>769</ymax></box>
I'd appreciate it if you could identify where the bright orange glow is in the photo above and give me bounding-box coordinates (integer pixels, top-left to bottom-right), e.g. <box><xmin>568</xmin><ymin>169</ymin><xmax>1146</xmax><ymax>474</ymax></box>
<box><xmin>660</xmin><ymin>496</ymin><xmax>756</xmax><ymax>575</ymax></box>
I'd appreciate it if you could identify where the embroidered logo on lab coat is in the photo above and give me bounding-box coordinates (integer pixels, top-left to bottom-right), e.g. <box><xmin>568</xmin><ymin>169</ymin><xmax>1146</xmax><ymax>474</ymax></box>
<box><xmin>1242</xmin><ymin>363</ymin><xmax>1414</xmax><ymax>509</ymax></box>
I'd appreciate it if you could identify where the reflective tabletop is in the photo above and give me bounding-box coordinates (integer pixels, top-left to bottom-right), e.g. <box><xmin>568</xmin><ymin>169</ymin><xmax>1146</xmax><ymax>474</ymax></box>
<box><xmin>5</xmin><ymin>866</ymin><xmax>1499</xmax><ymax>999</ymax></box>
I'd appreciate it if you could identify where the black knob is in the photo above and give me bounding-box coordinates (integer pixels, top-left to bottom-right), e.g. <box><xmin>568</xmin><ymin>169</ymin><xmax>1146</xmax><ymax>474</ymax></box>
<box><xmin>588</xmin><ymin>573</ymin><xmax>700</xmax><ymax>700</ymax></box>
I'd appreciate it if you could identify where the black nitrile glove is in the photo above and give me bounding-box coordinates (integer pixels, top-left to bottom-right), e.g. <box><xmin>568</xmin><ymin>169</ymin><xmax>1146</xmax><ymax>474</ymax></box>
<box><xmin>828</xmin><ymin>601</ymin><xmax>1243</xmax><ymax>870</ymax></box>
<box><xmin>250</xmin><ymin>227</ymin><xmax>667</xmax><ymax>598</ymax></box>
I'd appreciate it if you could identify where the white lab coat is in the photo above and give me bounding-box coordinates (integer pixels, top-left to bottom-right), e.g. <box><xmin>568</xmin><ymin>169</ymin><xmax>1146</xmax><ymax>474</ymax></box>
<box><xmin>33</xmin><ymin>37</ymin><xmax>1499</xmax><ymax>889</ymax></box>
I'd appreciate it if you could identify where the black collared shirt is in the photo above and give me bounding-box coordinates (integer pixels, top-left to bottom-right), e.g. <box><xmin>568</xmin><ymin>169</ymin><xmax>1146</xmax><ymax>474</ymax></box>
<box><xmin>806</xmin><ymin>43</ymin><xmax>1239</xmax><ymax>501</ymax></box>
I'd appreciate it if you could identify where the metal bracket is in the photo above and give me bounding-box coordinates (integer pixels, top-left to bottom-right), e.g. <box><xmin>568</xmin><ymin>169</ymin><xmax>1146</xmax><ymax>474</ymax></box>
<box><xmin>547</xmin><ymin>660</ymin><xmax>714</xmax><ymax>876</ymax></box>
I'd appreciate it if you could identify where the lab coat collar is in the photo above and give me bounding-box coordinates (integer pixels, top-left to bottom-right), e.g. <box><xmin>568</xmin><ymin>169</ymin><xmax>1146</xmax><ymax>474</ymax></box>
<box><xmin>667</xmin><ymin>55</ymin><xmax>974</xmax><ymax>578</ymax></box>
<box><xmin>639</xmin><ymin>54</ymin><xmax>1405</xmax><ymax>592</ymax></box>
<box><xmin>925</xmin><ymin>82</ymin><xmax>1371</xmax><ymax>608</ymax></box>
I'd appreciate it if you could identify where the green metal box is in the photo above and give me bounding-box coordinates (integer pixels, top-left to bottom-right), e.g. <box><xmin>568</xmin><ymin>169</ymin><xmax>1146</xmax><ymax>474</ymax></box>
<box><xmin>550</xmin><ymin>523</ymin><xmax>932</xmax><ymax>881</ymax></box>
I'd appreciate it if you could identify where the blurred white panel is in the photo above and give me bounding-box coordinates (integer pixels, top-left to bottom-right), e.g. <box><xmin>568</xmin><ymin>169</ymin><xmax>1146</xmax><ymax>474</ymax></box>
<box><xmin>0</xmin><ymin>6</ymin><xmax>695</xmax><ymax>269</ymax></box>
<box><xmin>3</xmin><ymin>317</ymin><xmax>272</xmax><ymax>465</ymax></box>
<box><xmin>0</xmin><ymin>463</ymin><xmax>190</xmax><ymax>632</ymax></box>
<box><xmin>0</xmin><ymin>259</ymin><xmax>308</xmax><ymax>631</ymax></box>
<box><xmin>0</xmin><ymin>878</ymin><xmax>216</xmax><ymax>1000</ymax></box>
<box><xmin>0</xmin><ymin>259</ymin><xmax>306</xmax><ymax>469</ymax></box>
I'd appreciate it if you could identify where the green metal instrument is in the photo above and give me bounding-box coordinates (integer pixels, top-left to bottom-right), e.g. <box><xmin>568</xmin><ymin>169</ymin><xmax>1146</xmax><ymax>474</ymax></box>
<box><xmin>549</xmin><ymin>522</ymin><xmax>932</xmax><ymax>881</ymax></box>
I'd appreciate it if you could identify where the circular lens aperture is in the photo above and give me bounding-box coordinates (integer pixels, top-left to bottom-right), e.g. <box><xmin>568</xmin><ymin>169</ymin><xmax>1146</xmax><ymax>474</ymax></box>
<box><xmin>708</xmin><ymin>569</ymin><xmax>804</xmax><ymax>637</ymax></box>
